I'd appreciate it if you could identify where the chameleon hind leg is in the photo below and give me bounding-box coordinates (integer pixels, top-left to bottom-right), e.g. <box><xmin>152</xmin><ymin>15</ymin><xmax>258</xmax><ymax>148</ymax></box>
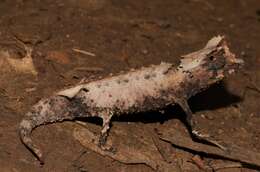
<box><xmin>177</xmin><ymin>99</ymin><xmax>227</xmax><ymax>150</ymax></box>
<box><xmin>75</xmin><ymin>111</ymin><xmax>115</xmax><ymax>153</ymax></box>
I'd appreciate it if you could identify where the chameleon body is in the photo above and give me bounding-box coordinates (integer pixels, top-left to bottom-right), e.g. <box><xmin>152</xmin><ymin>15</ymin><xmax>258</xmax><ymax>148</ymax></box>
<box><xmin>19</xmin><ymin>36</ymin><xmax>243</xmax><ymax>163</ymax></box>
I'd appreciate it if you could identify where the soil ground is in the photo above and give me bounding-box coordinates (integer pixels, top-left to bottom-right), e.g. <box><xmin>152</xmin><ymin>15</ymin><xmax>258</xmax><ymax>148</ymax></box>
<box><xmin>0</xmin><ymin>0</ymin><xmax>260</xmax><ymax>171</ymax></box>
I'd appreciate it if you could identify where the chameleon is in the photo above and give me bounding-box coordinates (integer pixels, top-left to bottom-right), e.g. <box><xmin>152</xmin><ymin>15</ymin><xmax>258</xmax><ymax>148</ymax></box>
<box><xmin>19</xmin><ymin>36</ymin><xmax>243</xmax><ymax>163</ymax></box>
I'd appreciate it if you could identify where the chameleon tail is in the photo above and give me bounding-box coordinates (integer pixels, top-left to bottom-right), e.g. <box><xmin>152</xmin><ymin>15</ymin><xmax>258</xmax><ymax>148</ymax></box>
<box><xmin>19</xmin><ymin>117</ymin><xmax>45</xmax><ymax>163</ymax></box>
<box><xmin>19</xmin><ymin>96</ymin><xmax>73</xmax><ymax>163</ymax></box>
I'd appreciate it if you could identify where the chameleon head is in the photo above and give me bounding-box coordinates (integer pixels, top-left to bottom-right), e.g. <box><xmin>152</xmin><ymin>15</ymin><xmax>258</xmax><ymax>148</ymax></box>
<box><xmin>179</xmin><ymin>36</ymin><xmax>243</xmax><ymax>84</ymax></box>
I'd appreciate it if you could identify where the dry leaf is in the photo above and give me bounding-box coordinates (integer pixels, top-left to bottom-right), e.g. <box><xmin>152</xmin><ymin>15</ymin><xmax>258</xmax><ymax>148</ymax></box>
<box><xmin>0</xmin><ymin>50</ymin><xmax>37</xmax><ymax>75</ymax></box>
<box><xmin>73</xmin><ymin>123</ymin><xmax>179</xmax><ymax>171</ymax></box>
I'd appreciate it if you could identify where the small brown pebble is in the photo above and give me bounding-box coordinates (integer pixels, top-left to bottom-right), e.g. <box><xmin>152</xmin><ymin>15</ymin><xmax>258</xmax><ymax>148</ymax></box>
<box><xmin>200</xmin><ymin>114</ymin><xmax>206</xmax><ymax>118</ymax></box>
<box><xmin>141</xmin><ymin>49</ymin><xmax>148</xmax><ymax>54</ymax></box>
<box><xmin>46</xmin><ymin>51</ymin><xmax>70</xmax><ymax>64</ymax></box>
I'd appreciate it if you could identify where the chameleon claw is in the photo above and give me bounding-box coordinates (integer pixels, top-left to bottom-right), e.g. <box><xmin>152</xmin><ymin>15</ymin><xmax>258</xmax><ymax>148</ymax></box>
<box><xmin>192</xmin><ymin>129</ymin><xmax>227</xmax><ymax>151</ymax></box>
<box><xmin>98</xmin><ymin>133</ymin><xmax>117</xmax><ymax>154</ymax></box>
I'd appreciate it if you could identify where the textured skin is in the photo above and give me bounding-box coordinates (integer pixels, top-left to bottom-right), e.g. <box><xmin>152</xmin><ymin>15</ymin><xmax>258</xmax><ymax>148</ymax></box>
<box><xmin>19</xmin><ymin>36</ymin><xmax>243</xmax><ymax>163</ymax></box>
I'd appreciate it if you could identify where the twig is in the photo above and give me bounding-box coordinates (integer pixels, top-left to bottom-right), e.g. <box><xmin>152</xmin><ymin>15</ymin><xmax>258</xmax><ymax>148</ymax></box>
<box><xmin>210</xmin><ymin>162</ymin><xmax>242</xmax><ymax>171</ymax></box>
<box><xmin>25</xmin><ymin>87</ymin><xmax>37</xmax><ymax>92</ymax></box>
<box><xmin>13</xmin><ymin>35</ymin><xmax>33</xmax><ymax>55</ymax></box>
<box><xmin>242</xmin><ymin>70</ymin><xmax>260</xmax><ymax>94</ymax></box>
<box><xmin>156</xmin><ymin>128</ymin><xmax>260</xmax><ymax>168</ymax></box>
<box><xmin>72</xmin><ymin>48</ymin><xmax>96</xmax><ymax>57</ymax></box>
<box><xmin>150</xmin><ymin>128</ymin><xmax>171</xmax><ymax>163</ymax></box>
<box><xmin>246</xmin><ymin>84</ymin><xmax>260</xmax><ymax>94</ymax></box>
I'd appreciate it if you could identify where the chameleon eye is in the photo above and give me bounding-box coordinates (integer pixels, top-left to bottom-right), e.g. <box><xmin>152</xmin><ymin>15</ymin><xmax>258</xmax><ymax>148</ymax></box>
<box><xmin>209</xmin><ymin>56</ymin><xmax>215</xmax><ymax>61</ymax></box>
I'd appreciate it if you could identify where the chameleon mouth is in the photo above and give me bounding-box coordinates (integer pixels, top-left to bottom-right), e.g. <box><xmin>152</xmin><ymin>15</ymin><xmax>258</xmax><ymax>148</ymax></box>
<box><xmin>220</xmin><ymin>39</ymin><xmax>244</xmax><ymax>75</ymax></box>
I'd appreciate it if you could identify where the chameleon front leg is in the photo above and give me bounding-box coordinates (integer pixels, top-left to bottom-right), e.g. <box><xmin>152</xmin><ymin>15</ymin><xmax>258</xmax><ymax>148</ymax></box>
<box><xmin>98</xmin><ymin>111</ymin><xmax>116</xmax><ymax>153</ymax></box>
<box><xmin>177</xmin><ymin>99</ymin><xmax>227</xmax><ymax>150</ymax></box>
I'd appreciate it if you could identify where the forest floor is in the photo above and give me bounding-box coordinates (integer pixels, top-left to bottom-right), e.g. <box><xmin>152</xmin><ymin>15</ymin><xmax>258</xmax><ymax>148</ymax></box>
<box><xmin>0</xmin><ymin>0</ymin><xmax>260</xmax><ymax>171</ymax></box>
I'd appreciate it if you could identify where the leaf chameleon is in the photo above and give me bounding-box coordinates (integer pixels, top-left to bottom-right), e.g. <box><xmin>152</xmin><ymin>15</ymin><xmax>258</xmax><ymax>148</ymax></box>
<box><xmin>19</xmin><ymin>36</ymin><xmax>243</xmax><ymax>163</ymax></box>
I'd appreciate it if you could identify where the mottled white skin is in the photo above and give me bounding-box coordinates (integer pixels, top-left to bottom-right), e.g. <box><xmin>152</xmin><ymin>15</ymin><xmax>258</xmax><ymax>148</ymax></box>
<box><xmin>71</xmin><ymin>63</ymin><xmax>179</xmax><ymax>111</ymax></box>
<box><xmin>19</xmin><ymin>36</ymin><xmax>243</xmax><ymax>163</ymax></box>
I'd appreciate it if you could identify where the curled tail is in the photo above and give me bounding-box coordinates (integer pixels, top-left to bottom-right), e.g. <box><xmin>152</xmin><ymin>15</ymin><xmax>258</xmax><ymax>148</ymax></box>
<box><xmin>19</xmin><ymin>118</ymin><xmax>45</xmax><ymax>163</ymax></box>
<box><xmin>19</xmin><ymin>96</ymin><xmax>74</xmax><ymax>163</ymax></box>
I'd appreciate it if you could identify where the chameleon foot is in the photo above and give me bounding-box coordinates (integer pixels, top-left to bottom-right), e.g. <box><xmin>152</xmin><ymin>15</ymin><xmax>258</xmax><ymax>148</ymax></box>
<box><xmin>98</xmin><ymin>134</ymin><xmax>117</xmax><ymax>154</ymax></box>
<box><xmin>192</xmin><ymin>129</ymin><xmax>227</xmax><ymax>151</ymax></box>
